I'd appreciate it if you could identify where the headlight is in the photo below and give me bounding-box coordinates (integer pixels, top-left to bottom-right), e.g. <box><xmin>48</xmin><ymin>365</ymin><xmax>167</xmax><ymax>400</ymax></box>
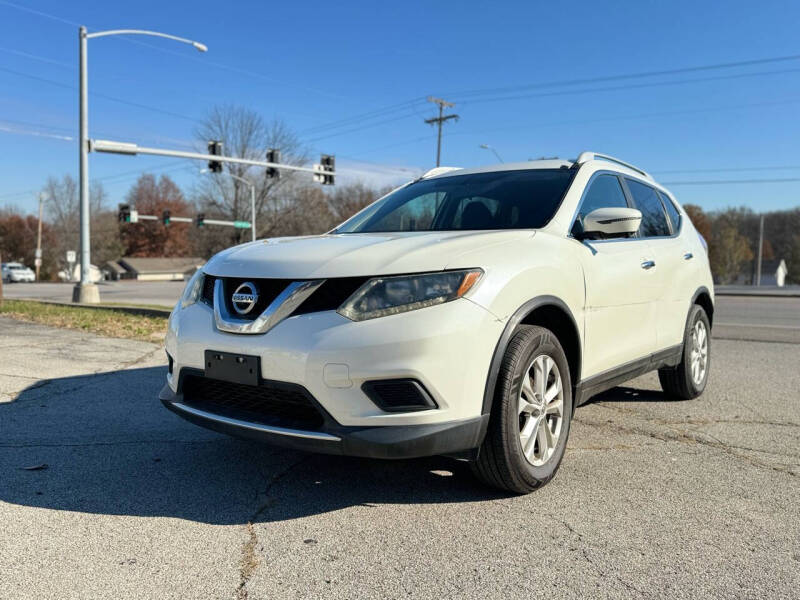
<box><xmin>180</xmin><ymin>269</ymin><xmax>205</xmax><ymax>309</ymax></box>
<box><xmin>337</xmin><ymin>269</ymin><xmax>483</xmax><ymax>322</ymax></box>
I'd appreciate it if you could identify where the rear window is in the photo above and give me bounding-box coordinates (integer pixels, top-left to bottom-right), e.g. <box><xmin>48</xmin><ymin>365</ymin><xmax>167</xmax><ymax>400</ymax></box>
<box><xmin>626</xmin><ymin>179</ymin><xmax>671</xmax><ymax>237</ymax></box>
<box><xmin>335</xmin><ymin>169</ymin><xmax>575</xmax><ymax>233</ymax></box>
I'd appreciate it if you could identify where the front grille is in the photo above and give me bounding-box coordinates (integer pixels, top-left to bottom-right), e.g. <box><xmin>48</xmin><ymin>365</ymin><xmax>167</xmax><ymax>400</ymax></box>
<box><xmin>201</xmin><ymin>275</ymin><xmax>216</xmax><ymax>306</ymax></box>
<box><xmin>181</xmin><ymin>374</ymin><xmax>325</xmax><ymax>430</ymax></box>
<box><xmin>293</xmin><ymin>277</ymin><xmax>369</xmax><ymax>315</ymax></box>
<box><xmin>201</xmin><ymin>275</ymin><xmax>368</xmax><ymax>317</ymax></box>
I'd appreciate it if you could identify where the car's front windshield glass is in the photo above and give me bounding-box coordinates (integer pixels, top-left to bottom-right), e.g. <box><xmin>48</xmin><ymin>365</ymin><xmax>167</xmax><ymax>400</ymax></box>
<box><xmin>334</xmin><ymin>169</ymin><xmax>575</xmax><ymax>233</ymax></box>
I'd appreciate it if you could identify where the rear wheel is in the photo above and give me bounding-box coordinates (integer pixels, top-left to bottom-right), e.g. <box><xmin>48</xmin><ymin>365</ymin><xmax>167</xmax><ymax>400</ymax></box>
<box><xmin>659</xmin><ymin>304</ymin><xmax>710</xmax><ymax>399</ymax></box>
<box><xmin>472</xmin><ymin>325</ymin><xmax>572</xmax><ymax>493</ymax></box>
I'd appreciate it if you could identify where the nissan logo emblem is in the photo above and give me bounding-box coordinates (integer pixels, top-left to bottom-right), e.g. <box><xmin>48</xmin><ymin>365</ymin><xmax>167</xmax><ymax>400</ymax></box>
<box><xmin>231</xmin><ymin>282</ymin><xmax>259</xmax><ymax>315</ymax></box>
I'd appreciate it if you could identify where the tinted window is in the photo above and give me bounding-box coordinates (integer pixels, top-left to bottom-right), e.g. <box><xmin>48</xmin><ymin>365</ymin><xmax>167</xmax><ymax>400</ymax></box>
<box><xmin>626</xmin><ymin>179</ymin><xmax>670</xmax><ymax>237</ymax></box>
<box><xmin>659</xmin><ymin>191</ymin><xmax>681</xmax><ymax>232</ymax></box>
<box><xmin>335</xmin><ymin>169</ymin><xmax>574</xmax><ymax>233</ymax></box>
<box><xmin>572</xmin><ymin>174</ymin><xmax>628</xmax><ymax>236</ymax></box>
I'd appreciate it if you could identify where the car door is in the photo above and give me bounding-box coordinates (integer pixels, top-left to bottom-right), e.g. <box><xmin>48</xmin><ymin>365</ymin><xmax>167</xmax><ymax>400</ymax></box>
<box><xmin>624</xmin><ymin>179</ymin><xmax>687</xmax><ymax>351</ymax></box>
<box><xmin>571</xmin><ymin>173</ymin><xmax>659</xmax><ymax>378</ymax></box>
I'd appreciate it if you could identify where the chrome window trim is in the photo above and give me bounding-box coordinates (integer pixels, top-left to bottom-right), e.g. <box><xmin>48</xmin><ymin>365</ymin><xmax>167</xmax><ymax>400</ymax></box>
<box><xmin>213</xmin><ymin>278</ymin><xmax>324</xmax><ymax>335</ymax></box>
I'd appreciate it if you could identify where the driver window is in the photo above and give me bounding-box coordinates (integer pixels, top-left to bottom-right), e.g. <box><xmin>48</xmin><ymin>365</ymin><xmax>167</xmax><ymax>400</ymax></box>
<box><xmin>572</xmin><ymin>175</ymin><xmax>628</xmax><ymax>236</ymax></box>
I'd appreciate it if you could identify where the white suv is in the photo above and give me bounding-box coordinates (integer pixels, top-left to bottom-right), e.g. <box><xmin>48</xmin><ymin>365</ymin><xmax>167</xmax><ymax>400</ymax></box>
<box><xmin>162</xmin><ymin>152</ymin><xmax>713</xmax><ymax>493</ymax></box>
<box><xmin>1</xmin><ymin>262</ymin><xmax>35</xmax><ymax>283</ymax></box>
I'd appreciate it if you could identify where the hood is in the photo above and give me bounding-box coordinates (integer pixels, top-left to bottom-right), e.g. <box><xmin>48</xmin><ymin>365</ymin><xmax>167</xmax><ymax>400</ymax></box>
<box><xmin>204</xmin><ymin>230</ymin><xmax>532</xmax><ymax>279</ymax></box>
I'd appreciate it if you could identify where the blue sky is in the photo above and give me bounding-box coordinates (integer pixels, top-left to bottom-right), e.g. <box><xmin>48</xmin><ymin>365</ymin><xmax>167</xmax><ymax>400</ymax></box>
<box><xmin>1</xmin><ymin>0</ymin><xmax>800</xmax><ymax>214</ymax></box>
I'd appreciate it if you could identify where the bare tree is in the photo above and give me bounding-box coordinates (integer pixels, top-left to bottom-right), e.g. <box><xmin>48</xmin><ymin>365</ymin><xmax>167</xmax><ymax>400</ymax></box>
<box><xmin>41</xmin><ymin>175</ymin><xmax>118</xmax><ymax>270</ymax></box>
<box><xmin>193</xmin><ymin>105</ymin><xmax>311</xmax><ymax>247</ymax></box>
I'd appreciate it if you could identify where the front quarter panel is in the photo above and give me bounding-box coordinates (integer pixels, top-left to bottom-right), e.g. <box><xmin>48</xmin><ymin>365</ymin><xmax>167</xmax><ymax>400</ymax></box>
<box><xmin>448</xmin><ymin>231</ymin><xmax>586</xmax><ymax>373</ymax></box>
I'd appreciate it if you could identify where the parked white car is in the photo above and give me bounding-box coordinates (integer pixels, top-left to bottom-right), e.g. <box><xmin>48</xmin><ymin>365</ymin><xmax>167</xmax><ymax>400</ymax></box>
<box><xmin>1</xmin><ymin>262</ymin><xmax>35</xmax><ymax>283</ymax></box>
<box><xmin>162</xmin><ymin>152</ymin><xmax>714</xmax><ymax>493</ymax></box>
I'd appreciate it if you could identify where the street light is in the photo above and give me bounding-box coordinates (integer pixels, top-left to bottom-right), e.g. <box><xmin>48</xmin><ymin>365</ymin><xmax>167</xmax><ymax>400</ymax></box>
<box><xmin>479</xmin><ymin>143</ymin><xmax>504</xmax><ymax>163</ymax></box>
<box><xmin>201</xmin><ymin>169</ymin><xmax>257</xmax><ymax>241</ymax></box>
<box><xmin>74</xmin><ymin>26</ymin><xmax>207</xmax><ymax>304</ymax></box>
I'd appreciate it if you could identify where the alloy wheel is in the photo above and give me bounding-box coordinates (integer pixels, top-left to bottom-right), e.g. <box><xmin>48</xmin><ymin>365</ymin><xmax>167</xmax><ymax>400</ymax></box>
<box><xmin>690</xmin><ymin>320</ymin><xmax>708</xmax><ymax>385</ymax></box>
<box><xmin>518</xmin><ymin>354</ymin><xmax>564</xmax><ymax>466</ymax></box>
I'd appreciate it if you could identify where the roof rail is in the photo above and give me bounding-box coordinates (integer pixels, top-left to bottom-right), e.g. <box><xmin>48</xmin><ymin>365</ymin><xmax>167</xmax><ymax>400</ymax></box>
<box><xmin>574</xmin><ymin>152</ymin><xmax>652</xmax><ymax>180</ymax></box>
<box><xmin>421</xmin><ymin>166</ymin><xmax>462</xmax><ymax>179</ymax></box>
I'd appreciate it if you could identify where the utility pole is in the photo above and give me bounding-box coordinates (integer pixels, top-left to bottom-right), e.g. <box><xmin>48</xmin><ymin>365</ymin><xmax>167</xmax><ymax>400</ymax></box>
<box><xmin>424</xmin><ymin>96</ymin><xmax>459</xmax><ymax>167</ymax></box>
<box><xmin>755</xmin><ymin>213</ymin><xmax>764</xmax><ymax>286</ymax></box>
<box><xmin>35</xmin><ymin>192</ymin><xmax>44</xmax><ymax>281</ymax></box>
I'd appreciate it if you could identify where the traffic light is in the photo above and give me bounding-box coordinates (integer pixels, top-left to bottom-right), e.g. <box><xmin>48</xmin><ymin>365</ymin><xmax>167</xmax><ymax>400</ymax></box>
<box><xmin>118</xmin><ymin>203</ymin><xmax>130</xmax><ymax>223</ymax></box>
<box><xmin>266</xmin><ymin>148</ymin><xmax>281</xmax><ymax>179</ymax></box>
<box><xmin>162</xmin><ymin>209</ymin><xmax>171</xmax><ymax>226</ymax></box>
<box><xmin>207</xmin><ymin>140</ymin><xmax>223</xmax><ymax>173</ymax></box>
<box><xmin>321</xmin><ymin>154</ymin><xmax>335</xmax><ymax>185</ymax></box>
<box><xmin>196</xmin><ymin>213</ymin><xmax>205</xmax><ymax>228</ymax></box>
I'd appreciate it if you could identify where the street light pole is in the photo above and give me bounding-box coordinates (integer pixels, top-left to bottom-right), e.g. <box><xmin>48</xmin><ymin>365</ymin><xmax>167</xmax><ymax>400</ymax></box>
<box><xmin>35</xmin><ymin>192</ymin><xmax>45</xmax><ymax>281</ymax></box>
<box><xmin>479</xmin><ymin>144</ymin><xmax>504</xmax><ymax>163</ymax></box>
<box><xmin>73</xmin><ymin>26</ymin><xmax>207</xmax><ymax>304</ymax></box>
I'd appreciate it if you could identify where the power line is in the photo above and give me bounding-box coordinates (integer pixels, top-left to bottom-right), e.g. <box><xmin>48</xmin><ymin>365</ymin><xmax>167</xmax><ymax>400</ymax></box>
<box><xmin>457</xmin><ymin>67</ymin><xmax>800</xmax><ymax>106</ymax></box>
<box><xmin>662</xmin><ymin>178</ymin><xmax>800</xmax><ymax>185</ymax></box>
<box><xmin>0</xmin><ymin>0</ymin><xmax>346</xmax><ymax>102</ymax></box>
<box><xmin>443</xmin><ymin>53</ymin><xmax>800</xmax><ymax>100</ymax></box>
<box><xmin>0</xmin><ymin>65</ymin><xmax>202</xmax><ymax>123</ymax></box>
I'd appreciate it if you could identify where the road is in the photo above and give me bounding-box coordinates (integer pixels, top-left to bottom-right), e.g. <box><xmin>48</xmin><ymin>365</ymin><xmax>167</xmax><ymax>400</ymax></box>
<box><xmin>0</xmin><ymin>317</ymin><xmax>798</xmax><ymax>599</ymax></box>
<box><xmin>4</xmin><ymin>281</ymin><xmax>799</xmax><ymax>341</ymax></box>
<box><xmin>1</xmin><ymin>280</ymin><xmax>185</xmax><ymax>308</ymax></box>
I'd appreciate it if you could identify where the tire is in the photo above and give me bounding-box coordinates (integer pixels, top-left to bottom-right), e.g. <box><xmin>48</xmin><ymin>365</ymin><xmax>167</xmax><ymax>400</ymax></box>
<box><xmin>659</xmin><ymin>304</ymin><xmax>710</xmax><ymax>400</ymax></box>
<box><xmin>472</xmin><ymin>325</ymin><xmax>573</xmax><ymax>494</ymax></box>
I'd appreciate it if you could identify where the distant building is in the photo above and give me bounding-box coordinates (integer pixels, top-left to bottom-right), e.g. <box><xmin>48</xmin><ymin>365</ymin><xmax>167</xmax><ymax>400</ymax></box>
<box><xmin>102</xmin><ymin>257</ymin><xmax>205</xmax><ymax>281</ymax></box>
<box><xmin>757</xmin><ymin>259</ymin><xmax>789</xmax><ymax>287</ymax></box>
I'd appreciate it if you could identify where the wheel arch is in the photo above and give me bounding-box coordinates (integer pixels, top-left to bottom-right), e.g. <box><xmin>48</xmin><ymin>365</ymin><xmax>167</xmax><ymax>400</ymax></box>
<box><xmin>692</xmin><ymin>286</ymin><xmax>714</xmax><ymax>327</ymax></box>
<box><xmin>481</xmin><ymin>296</ymin><xmax>582</xmax><ymax>415</ymax></box>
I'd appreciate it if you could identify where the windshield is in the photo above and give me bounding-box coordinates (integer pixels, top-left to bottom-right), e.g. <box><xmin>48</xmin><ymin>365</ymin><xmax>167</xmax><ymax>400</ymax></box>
<box><xmin>335</xmin><ymin>169</ymin><xmax>574</xmax><ymax>233</ymax></box>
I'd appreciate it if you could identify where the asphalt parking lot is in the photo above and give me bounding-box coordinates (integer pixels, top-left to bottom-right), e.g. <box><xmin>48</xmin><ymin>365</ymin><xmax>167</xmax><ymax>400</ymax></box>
<box><xmin>1</xmin><ymin>312</ymin><xmax>798</xmax><ymax>599</ymax></box>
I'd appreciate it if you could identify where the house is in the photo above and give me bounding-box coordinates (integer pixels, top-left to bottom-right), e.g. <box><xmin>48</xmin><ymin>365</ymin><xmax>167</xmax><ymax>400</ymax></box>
<box><xmin>757</xmin><ymin>259</ymin><xmax>789</xmax><ymax>287</ymax></box>
<box><xmin>107</xmin><ymin>257</ymin><xmax>205</xmax><ymax>281</ymax></box>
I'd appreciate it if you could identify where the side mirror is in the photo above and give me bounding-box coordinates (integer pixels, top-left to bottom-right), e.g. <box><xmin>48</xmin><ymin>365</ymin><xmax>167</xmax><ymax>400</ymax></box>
<box><xmin>579</xmin><ymin>207</ymin><xmax>642</xmax><ymax>240</ymax></box>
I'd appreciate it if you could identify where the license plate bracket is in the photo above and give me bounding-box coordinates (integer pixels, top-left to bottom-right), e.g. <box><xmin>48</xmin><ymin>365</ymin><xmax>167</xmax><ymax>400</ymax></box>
<box><xmin>204</xmin><ymin>350</ymin><xmax>260</xmax><ymax>386</ymax></box>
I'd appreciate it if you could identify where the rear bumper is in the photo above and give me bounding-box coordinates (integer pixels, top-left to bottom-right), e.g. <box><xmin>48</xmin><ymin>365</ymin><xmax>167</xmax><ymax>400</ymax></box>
<box><xmin>160</xmin><ymin>383</ymin><xmax>488</xmax><ymax>459</ymax></box>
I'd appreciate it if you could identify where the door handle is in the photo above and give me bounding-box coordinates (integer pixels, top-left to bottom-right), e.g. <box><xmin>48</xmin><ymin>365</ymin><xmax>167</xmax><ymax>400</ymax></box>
<box><xmin>641</xmin><ymin>260</ymin><xmax>656</xmax><ymax>270</ymax></box>
<box><xmin>684</xmin><ymin>252</ymin><xmax>694</xmax><ymax>260</ymax></box>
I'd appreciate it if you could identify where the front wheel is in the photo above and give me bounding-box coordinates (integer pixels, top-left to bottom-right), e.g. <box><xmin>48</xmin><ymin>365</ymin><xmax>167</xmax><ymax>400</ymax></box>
<box><xmin>659</xmin><ymin>304</ymin><xmax>711</xmax><ymax>399</ymax></box>
<box><xmin>472</xmin><ymin>325</ymin><xmax>573</xmax><ymax>494</ymax></box>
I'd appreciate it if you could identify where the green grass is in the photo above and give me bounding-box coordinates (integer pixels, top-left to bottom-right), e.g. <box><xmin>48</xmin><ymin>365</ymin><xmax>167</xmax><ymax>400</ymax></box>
<box><xmin>0</xmin><ymin>299</ymin><xmax>168</xmax><ymax>342</ymax></box>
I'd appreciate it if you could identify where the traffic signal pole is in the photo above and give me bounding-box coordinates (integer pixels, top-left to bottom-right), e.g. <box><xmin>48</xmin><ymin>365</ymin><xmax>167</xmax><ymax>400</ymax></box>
<box><xmin>90</xmin><ymin>139</ymin><xmax>336</xmax><ymax>180</ymax></box>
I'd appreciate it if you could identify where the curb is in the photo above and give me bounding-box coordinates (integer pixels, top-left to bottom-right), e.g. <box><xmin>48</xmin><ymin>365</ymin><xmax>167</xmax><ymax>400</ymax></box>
<box><xmin>8</xmin><ymin>298</ymin><xmax>172</xmax><ymax>318</ymax></box>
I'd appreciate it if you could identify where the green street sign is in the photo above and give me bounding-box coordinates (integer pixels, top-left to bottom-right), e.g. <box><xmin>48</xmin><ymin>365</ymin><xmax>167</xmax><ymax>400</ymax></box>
<box><xmin>233</xmin><ymin>221</ymin><xmax>251</xmax><ymax>229</ymax></box>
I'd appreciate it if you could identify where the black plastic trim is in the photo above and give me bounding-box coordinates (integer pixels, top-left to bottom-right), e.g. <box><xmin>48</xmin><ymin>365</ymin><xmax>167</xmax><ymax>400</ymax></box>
<box><xmin>691</xmin><ymin>286</ymin><xmax>714</xmax><ymax>326</ymax></box>
<box><xmin>361</xmin><ymin>378</ymin><xmax>438</xmax><ymax>412</ymax></box>
<box><xmin>160</xmin><ymin>382</ymin><xmax>489</xmax><ymax>459</ymax></box>
<box><xmin>574</xmin><ymin>344</ymin><xmax>682</xmax><ymax>405</ymax></box>
<box><xmin>481</xmin><ymin>295</ymin><xmax>581</xmax><ymax>415</ymax></box>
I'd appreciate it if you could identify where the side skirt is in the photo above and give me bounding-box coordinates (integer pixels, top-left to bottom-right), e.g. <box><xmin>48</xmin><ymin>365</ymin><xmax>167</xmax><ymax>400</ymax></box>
<box><xmin>574</xmin><ymin>344</ymin><xmax>682</xmax><ymax>406</ymax></box>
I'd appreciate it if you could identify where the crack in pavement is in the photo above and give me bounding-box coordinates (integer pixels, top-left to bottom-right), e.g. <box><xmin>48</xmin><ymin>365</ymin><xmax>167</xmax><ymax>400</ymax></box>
<box><xmin>561</xmin><ymin>519</ymin><xmax>645</xmax><ymax>596</ymax></box>
<box><xmin>575</xmin><ymin>415</ymin><xmax>799</xmax><ymax>478</ymax></box>
<box><xmin>236</xmin><ymin>454</ymin><xmax>312</xmax><ymax>599</ymax></box>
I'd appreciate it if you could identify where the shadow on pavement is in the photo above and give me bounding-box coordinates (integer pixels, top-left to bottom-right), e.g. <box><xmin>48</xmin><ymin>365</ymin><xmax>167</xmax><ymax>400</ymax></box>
<box><xmin>1</xmin><ymin>367</ymin><xmax>507</xmax><ymax>525</ymax></box>
<box><xmin>586</xmin><ymin>385</ymin><xmax>685</xmax><ymax>404</ymax></box>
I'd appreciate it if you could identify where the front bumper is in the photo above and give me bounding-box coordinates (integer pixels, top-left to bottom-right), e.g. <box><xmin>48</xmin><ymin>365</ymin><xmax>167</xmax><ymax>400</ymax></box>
<box><xmin>165</xmin><ymin>298</ymin><xmax>502</xmax><ymax>427</ymax></box>
<box><xmin>160</xmin><ymin>383</ymin><xmax>489</xmax><ymax>459</ymax></box>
